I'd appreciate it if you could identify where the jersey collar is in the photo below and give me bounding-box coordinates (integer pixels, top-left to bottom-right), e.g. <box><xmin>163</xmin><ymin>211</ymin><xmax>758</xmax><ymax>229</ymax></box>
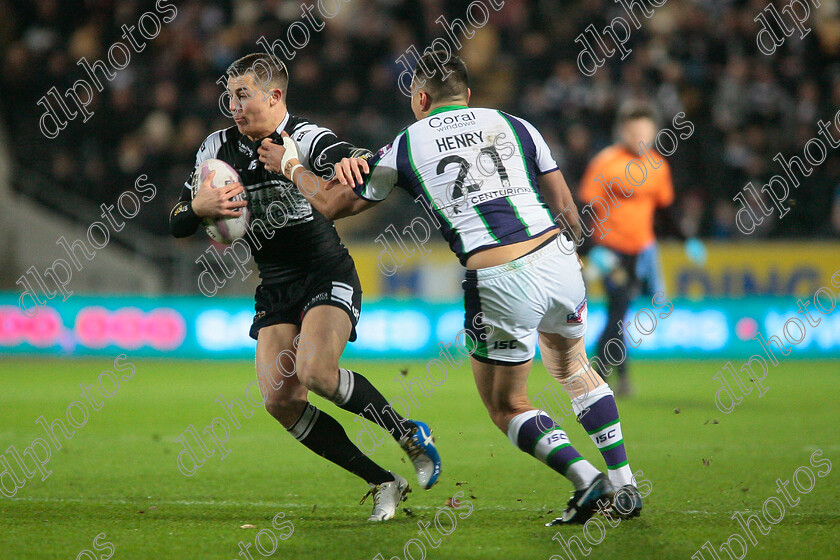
<box><xmin>428</xmin><ymin>104</ymin><xmax>469</xmax><ymax>116</ymax></box>
<box><xmin>274</xmin><ymin>112</ymin><xmax>290</xmax><ymax>135</ymax></box>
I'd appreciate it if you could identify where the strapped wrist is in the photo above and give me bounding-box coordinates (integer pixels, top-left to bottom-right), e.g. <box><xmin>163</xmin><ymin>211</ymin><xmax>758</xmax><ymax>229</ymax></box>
<box><xmin>288</xmin><ymin>163</ymin><xmax>304</xmax><ymax>181</ymax></box>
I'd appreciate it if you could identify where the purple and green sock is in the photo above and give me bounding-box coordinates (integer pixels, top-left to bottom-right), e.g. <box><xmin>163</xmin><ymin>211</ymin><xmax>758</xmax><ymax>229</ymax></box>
<box><xmin>506</xmin><ymin>409</ymin><xmax>600</xmax><ymax>490</ymax></box>
<box><xmin>572</xmin><ymin>383</ymin><xmax>634</xmax><ymax>488</ymax></box>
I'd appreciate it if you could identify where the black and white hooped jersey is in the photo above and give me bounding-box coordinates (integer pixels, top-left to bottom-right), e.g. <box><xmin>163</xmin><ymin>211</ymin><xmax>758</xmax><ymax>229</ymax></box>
<box><xmin>353</xmin><ymin>106</ymin><xmax>559</xmax><ymax>265</ymax></box>
<box><xmin>172</xmin><ymin>113</ymin><xmax>369</xmax><ymax>282</ymax></box>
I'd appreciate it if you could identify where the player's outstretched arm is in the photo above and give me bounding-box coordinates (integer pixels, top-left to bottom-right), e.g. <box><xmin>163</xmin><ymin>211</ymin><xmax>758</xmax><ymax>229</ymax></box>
<box><xmin>290</xmin><ymin>165</ymin><xmax>375</xmax><ymax>220</ymax></box>
<box><xmin>334</xmin><ymin>156</ymin><xmax>369</xmax><ymax>187</ymax></box>
<box><xmin>538</xmin><ymin>170</ymin><xmax>583</xmax><ymax>241</ymax></box>
<box><xmin>260</xmin><ymin>135</ymin><xmax>377</xmax><ymax>220</ymax></box>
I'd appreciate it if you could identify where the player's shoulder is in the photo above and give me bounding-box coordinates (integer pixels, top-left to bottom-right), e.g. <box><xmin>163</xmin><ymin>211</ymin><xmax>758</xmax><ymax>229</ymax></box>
<box><xmin>493</xmin><ymin>109</ymin><xmax>534</xmax><ymax>128</ymax></box>
<box><xmin>196</xmin><ymin>125</ymin><xmax>238</xmax><ymax>158</ymax></box>
<box><xmin>492</xmin><ymin>110</ymin><xmax>550</xmax><ymax>145</ymax></box>
<box><xmin>494</xmin><ymin>108</ymin><xmax>522</xmax><ymax>122</ymax></box>
<box><xmin>383</xmin><ymin>126</ymin><xmax>411</xmax><ymax>151</ymax></box>
<box><xmin>285</xmin><ymin>113</ymin><xmax>312</xmax><ymax>134</ymax></box>
<box><xmin>285</xmin><ymin>114</ymin><xmax>333</xmax><ymax>142</ymax></box>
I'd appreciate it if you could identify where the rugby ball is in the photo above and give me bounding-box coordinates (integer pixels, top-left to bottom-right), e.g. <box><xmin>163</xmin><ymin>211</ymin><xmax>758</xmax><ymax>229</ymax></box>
<box><xmin>191</xmin><ymin>158</ymin><xmax>250</xmax><ymax>244</ymax></box>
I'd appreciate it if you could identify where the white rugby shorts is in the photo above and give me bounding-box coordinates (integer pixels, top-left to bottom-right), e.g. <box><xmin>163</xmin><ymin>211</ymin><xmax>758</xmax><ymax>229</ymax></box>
<box><xmin>463</xmin><ymin>234</ymin><xmax>588</xmax><ymax>364</ymax></box>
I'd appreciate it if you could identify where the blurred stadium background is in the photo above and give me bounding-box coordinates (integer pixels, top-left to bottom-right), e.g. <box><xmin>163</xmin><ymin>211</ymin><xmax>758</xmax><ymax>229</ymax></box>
<box><xmin>2</xmin><ymin>2</ymin><xmax>840</xmax><ymax>559</ymax></box>
<box><xmin>0</xmin><ymin>0</ymin><xmax>838</xmax><ymax>359</ymax></box>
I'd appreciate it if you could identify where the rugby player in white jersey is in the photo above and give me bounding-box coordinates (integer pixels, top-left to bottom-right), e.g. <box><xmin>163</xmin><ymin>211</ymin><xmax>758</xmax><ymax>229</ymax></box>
<box><xmin>259</xmin><ymin>51</ymin><xmax>642</xmax><ymax>524</ymax></box>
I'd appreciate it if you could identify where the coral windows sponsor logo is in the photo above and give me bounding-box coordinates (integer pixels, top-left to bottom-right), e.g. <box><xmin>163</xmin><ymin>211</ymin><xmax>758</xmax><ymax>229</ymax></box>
<box><xmin>428</xmin><ymin>111</ymin><xmax>477</xmax><ymax>132</ymax></box>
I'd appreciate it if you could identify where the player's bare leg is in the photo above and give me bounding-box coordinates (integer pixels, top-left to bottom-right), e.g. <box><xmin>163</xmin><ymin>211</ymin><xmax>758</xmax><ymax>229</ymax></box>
<box><xmin>297</xmin><ymin>305</ymin><xmax>441</xmax><ymax>491</ymax></box>
<box><xmin>539</xmin><ymin>332</ymin><xmax>642</xmax><ymax>519</ymax></box>
<box><xmin>257</xmin><ymin>323</ymin><xmax>406</xmax><ymax>521</ymax></box>
<box><xmin>296</xmin><ymin>305</ymin><xmax>413</xmax><ymax>440</ymax></box>
<box><xmin>256</xmin><ymin>323</ymin><xmax>308</xmax><ymax>427</ymax></box>
<box><xmin>470</xmin><ymin>356</ymin><xmax>610</xmax><ymax>524</ymax></box>
<box><xmin>470</xmin><ymin>357</ymin><xmax>533</xmax><ymax>431</ymax></box>
<box><xmin>537</xmin><ymin>334</ymin><xmax>603</xmax><ymax>401</ymax></box>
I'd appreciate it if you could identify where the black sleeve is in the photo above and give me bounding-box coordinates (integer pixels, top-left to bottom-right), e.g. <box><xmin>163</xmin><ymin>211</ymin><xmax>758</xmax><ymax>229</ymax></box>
<box><xmin>284</xmin><ymin>123</ymin><xmax>372</xmax><ymax>178</ymax></box>
<box><xmin>310</xmin><ymin>134</ymin><xmax>371</xmax><ymax>176</ymax></box>
<box><xmin>169</xmin><ymin>183</ymin><xmax>202</xmax><ymax>238</ymax></box>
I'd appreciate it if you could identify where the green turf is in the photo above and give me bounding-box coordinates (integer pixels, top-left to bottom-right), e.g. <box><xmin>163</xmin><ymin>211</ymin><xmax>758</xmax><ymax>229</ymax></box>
<box><xmin>1</xmin><ymin>358</ymin><xmax>838</xmax><ymax>560</ymax></box>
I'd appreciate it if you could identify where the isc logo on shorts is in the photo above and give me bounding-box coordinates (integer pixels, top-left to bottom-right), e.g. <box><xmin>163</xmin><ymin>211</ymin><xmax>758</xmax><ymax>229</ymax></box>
<box><xmin>567</xmin><ymin>299</ymin><xmax>587</xmax><ymax>324</ymax></box>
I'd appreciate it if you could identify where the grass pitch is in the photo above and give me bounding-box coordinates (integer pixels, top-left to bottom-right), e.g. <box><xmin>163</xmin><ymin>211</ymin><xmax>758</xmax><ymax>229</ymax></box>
<box><xmin>1</xmin><ymin>357</ymin><xmax>838</xmax><ymax>560</ymax></box>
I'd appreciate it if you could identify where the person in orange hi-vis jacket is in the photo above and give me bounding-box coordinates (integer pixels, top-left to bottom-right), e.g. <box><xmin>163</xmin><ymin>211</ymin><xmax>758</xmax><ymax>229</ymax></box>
<box><xmin>578</xmin><ymin>103</ymin><xmax>705</xmax><ymax>395</ymax></box>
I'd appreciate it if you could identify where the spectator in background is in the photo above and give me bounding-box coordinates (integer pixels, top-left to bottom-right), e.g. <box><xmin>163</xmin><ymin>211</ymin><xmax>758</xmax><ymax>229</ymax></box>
<box><xmin>0</xmin><ymin>0</ymin><xmax>838</xmax><ymax>242</ymax></box>
<box><xmin>577</xmin><ymin>103</ymin><xmax>705</xmax><ymax>395</ymax></box>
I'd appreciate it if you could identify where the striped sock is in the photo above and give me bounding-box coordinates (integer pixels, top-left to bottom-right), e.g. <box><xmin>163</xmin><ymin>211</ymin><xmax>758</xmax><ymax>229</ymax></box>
<box><xmin>333</xmin><ymin>368</ymin><xmax>414</xmax><ymax>441</ymax></box>
<box><xmin>506</xmin><ymin>410</ymin><xmax>600</xmax><ymax>490</ymax></box>
<box><xmin>288</xmin><ymin>402</ymin><xmax>394</xmax><ymax>485</ymax></box>
<box><xmin>572</xmin><ymin>384</ymin><xmax>634</xmax><ymax>488</ymax></box>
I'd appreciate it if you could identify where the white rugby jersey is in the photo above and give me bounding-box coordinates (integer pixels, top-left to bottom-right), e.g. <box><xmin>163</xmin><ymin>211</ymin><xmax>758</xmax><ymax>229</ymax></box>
<box><xmin>353</xmin><ymin>106</ymin><xmax>559</xmax><ymax>264</ymax></box>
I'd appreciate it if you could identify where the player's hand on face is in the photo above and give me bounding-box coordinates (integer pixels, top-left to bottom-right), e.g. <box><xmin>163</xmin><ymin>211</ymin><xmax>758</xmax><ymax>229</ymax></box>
<box><xmin>333</xmin><ymin>157</ymin><xmax>369</xmax><ymax>189</ymax></box>
<box><xmin>258</xmin><ymin>138</ymin><xmax>285</xmax><ymax>174</ymax></box>
<box><xmin>191</xmin><ymin>170</ymin><xmax>248</xmax><ymax>219</ymax></box>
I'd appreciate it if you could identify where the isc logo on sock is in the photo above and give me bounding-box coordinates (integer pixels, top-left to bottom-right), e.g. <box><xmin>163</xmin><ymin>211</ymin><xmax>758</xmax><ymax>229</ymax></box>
<box><xmin>545</xmin><ymin>432</ymin><xmax>569</xmax><ymax>445</ymax></box>
<box><xmin>595</xmin><ymin>429</ymin><xmax>617</xmax><ymax>444</ymax></box>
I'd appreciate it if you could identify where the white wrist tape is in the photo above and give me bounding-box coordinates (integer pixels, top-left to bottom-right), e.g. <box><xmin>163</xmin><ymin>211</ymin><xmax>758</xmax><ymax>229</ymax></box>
<box><xmin>281</xmin><ymin>135</ymin><xmax>301</xmax><ymax>171</ymax></box>
<box><xmin>288</xmin><ymin>163</ymin><xmax>304</xmax><ymax>181</ymax></box>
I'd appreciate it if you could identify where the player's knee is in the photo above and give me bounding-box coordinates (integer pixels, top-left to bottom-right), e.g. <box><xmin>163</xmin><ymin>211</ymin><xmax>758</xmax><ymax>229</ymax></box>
<box><xmin>487</xmin><ymin>409</ymin><xmax>510</xmax><ymax>432</ymax></box>
<box><xmin>264</xmin><ymin>394</ymin><xmax>307</xmax><ymax>428</ymax></box>
<box><xmin>486</xmin><ymin>397</ymin><xmax>530</xmax><ymax>432</ymax></box>
<box><xmin>295</xmin><ymin>357</ymin><xmax>338</xmax><ymax>398</ymax></box>
<box><xmin>540</xmin><ymin>334</ymin><xmax>587</xmax><ymax>380</ymax></box>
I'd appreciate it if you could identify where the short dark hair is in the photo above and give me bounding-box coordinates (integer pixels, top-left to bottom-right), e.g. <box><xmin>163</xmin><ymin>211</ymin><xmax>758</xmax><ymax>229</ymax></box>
<box><xmin>616</xmin><ymin>102</ymin><xmax>658</xmax><ymax>126</ymax></box>
<box><xmin>226</xmin><ymin>53</ymin><xmax>289</xmax><ymax>95</ymax></box>
<box><xmin>412</xmin><ymin>50</ymin><xmax>469</xmax><ymax>103</ymax></box>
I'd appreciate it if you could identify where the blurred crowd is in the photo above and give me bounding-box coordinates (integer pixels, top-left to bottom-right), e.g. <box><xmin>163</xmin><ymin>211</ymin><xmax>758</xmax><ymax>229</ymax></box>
<box><xmin>2</xmin><ymin>0</ymin><xmax>840</xmax><ymax>239</ymax></box>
